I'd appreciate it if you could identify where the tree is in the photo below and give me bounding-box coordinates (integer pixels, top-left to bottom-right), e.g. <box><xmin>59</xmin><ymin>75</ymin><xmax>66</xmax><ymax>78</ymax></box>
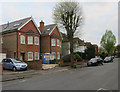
<box><xmin>116</xmin><ymin>44</ymin><xmax>120</xmax><ymax>57</ymax></box>
<box><xmin>85</xmin><ymin>45</ymin><xmax>95</xmax><ymax>60</ymax></box>
<box><xmin>100</xmin><ymin>30</ymin><xmax>116</xmax><ymax>55</ymax></box>
<box><xmin>53</xmin><ymin>1</ymin><xmax>83</xmax><ymax>67</ymax></box>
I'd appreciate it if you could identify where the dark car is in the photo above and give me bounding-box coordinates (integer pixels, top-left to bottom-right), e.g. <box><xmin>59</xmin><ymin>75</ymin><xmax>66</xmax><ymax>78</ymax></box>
<box><xmin>87</xmin><ymin>58</ymin><xmax>103</xmax><ymax>66</ymax></box>
<box><xmin>104</xmin><ymin>56</ymin><xmax>113</xmax><ymax>63</ymax></box>
<box><xmin>2</xmin><ymin>58</ymin><xmax>28</xmax><ymax>71</ymax></box>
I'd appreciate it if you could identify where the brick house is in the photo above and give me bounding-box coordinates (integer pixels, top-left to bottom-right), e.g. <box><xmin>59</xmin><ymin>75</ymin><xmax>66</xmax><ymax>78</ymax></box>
<box><xmin>0</xmin><ymin>17</ymin><xmax>41</xmax><ymax>62</ymax></box>
<box><xmin>39</xmin><ymin>21</ymin><xmax>62</xmax><ymax>63</ymax></box>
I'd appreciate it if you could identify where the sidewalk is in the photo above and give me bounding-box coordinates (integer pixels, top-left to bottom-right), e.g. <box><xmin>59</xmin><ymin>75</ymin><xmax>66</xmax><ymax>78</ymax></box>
<box><xmin>2</xmin><ymin>63</ymin><xmax>87</xmax><ymax>82</ymax></box>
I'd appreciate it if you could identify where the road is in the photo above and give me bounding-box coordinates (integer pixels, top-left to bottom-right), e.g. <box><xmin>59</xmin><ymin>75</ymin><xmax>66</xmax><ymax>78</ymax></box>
<box><xmin>2</xmin><ymin>58</ymin><xmax>118</xmax><ymax>91</ymax></box>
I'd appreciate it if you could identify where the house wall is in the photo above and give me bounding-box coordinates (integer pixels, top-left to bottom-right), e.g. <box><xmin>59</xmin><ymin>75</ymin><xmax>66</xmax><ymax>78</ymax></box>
<box><xmin>18</xmin><ymin>20</ymin><xmax>40</xmax><ymax>61</ymax></box>
<box><xmin>41</xmin><ymin>36</ymin><xmax>50</xmax><ymax>53</ymax></box>
<box><xmin>51</xmin><ymin>37</ymin><xmax>62</xmax><ymax>58</ymax></box>
<box><xmin>41</xmin><ymin>26</ymin><xmax>62</xmax><ymax>60</ymax></box>
<box><xmin>62</xmin><ymin>42</ymin><xmax>70</xmax><ymax>57</ymax></box>
<box><xmin>2</xmin><ymin>32</ymin><xmax>17</xmax><ymax>58</ymax></box>
<box><xmin>74</xmin><ymin>45</ymin><xmax>87</xmax><ymax>53</ymax></box>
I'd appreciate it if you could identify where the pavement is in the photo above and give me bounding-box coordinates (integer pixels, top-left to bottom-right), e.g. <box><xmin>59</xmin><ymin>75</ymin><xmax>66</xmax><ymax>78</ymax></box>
<box><xmin>2</xmin><ymin>58</ymin><xmax>118</xmax><ymax>90</ymax></box>
<box><xmin>2</xmin><ymin>63</ymin><xmax>87</xmax><ymax>82</ymax></box>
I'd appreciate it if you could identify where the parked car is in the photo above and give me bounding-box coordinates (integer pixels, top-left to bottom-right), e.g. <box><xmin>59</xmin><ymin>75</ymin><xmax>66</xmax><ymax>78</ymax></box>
<box><xmin>104</xmin><ymin>56</ymin><xmax>113</xmax><ymax>63</ymax></box>
<box><xmin>87</xmin><ymin>58</ymin><xmax>103</xmax><ymax>66</ymax></box>
<box><xmin>2</xmin><ymin>58</ymin><xmax>28</xmax><ymax>71</ymax></box>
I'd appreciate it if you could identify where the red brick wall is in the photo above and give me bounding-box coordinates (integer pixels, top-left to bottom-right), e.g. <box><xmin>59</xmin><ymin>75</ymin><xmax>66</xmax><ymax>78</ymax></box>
<box><xmin>18</xmin><ymin>20</ymin><xmax>40</xmax><ymax>61</ymax></box>
<box><xmin>19</xmin><ymin>20</ymin><xmax>39</xmax><ymax>33</ymax></box>
<box><xmin>41</xmin><ymin>36</ymin><xmax>50</xmax><ymax>53</ymax></box>
<box><xmin>24</xmin><ymin>60</ymin><xmax>42</xmax><ymax>70</ymax></box>
<box><xmin>51</xmin><ymin>37</ymin><xmax>62</xmax><ymax>58</ymax></box>
<box><xmin>51</xmin><ymin>27</ymin><xmax>61</xmax><ymax>37</ymax></box>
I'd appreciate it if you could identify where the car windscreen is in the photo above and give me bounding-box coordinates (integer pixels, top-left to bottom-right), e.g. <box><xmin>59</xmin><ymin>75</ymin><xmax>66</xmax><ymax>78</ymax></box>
<box><xmin>105</xmin><ymin>57</ymin><xmax>110</xmax><ymax>60</ymax></box>
<box><xmin>11</xmin><ymin>59</ymin><xmax>22</xmax><ymax>63</ymax></box>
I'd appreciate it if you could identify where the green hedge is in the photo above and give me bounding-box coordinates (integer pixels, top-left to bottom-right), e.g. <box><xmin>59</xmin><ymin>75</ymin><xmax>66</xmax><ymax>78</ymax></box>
<box><xmin>74</xmin><ymin>53</ymin><xmax>82</xmax><ymax>61</ymax></box>
<box><xmin>62</xmin><ymin>54</ymin><xmax>82</xmax><ymax>62</ymax></box>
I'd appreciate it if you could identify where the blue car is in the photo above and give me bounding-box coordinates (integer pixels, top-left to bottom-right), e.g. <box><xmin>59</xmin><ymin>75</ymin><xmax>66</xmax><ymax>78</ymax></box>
<box><xmin>2</xmin><ymin>58</ymin><xmax>28</xmax><ymax>71</ymax></box>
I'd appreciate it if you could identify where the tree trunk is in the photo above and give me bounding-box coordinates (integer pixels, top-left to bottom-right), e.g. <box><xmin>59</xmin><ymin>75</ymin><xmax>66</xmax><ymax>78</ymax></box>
<box><xmin>70</xmin><ymin>39</ymin><xmax>75</xmax><ymax>67</ymax></box>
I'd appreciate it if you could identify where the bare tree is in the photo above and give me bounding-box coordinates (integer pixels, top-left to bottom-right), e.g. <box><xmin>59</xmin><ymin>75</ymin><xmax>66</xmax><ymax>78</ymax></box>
<box><xmin>53</xmin><ymin>1</ymin><xmax>83</xmax><ymax>67</ymax></box>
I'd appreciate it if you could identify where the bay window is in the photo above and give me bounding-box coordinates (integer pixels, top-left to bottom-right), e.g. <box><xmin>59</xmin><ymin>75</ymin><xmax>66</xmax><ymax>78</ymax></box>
<box><xmin>28</xmin><ymin>36</ymin><xmax>33</xmax><ymax>44</ymax></box>
<box><xmin>28</xmin><ymin>52</ymin><xmax>33</xmax><ymax>61</ymax></box>
<box><xmin>20</xmin><ymin>35</ymin><xmax>25</xmax><ymax>44</ymax></box>
<box><xmin>34</xmin><ymin>37</ymin><xmax>39</xmax><ymax>45</ymax></box>
<box><xmin>51</xmin><ymin>39</ymin><xmax>56</xmax><ymax>46</ymax></box>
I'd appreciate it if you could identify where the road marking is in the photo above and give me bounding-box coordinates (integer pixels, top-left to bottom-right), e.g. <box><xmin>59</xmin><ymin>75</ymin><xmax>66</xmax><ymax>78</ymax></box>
<box><xmin>97</xmin><ymin>88</ymin><xmax>113</xmax><ymax>92</ymax></box>
<box><xmin>19</xmin><ymin>79</ymin><xmax>26</xmax><ymax>83</ymax></box>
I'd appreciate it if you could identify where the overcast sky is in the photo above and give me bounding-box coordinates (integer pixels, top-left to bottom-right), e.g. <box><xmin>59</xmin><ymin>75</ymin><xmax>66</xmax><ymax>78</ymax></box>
<box><xmin>0</xmin><ymin>0</ymin><xmax>118</xmax><ymax>46</ymax></box>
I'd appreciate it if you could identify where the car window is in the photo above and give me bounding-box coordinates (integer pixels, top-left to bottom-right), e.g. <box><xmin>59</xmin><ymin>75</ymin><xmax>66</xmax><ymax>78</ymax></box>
<box><xmin>11</xmin><ymin>59</ymin><xmax>22</xmax><ymax>63</ymax></box>
<box><xmin>3</xmin><ymin>59</ymin><xmax>7</xmax><ymax>62</ymax></box>
<box><xmin>6</xmin><ymin>59</ymin><xmax>12</xmax><ymax>63</ymax></box>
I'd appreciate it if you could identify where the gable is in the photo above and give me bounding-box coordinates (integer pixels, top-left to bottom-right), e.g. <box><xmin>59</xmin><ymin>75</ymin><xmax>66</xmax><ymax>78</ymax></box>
<box><xmin>50</xmin><ymin>26</ymin><xmax>61</xmax><ymax>37</ymax></box>
<box><xmin>19</xmin><ymin>20</ymin><xmax>40</xmax><ymax>34</ymax></box>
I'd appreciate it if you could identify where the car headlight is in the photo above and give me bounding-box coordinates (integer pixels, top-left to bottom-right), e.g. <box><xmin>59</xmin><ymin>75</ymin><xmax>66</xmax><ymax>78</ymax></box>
<box><xmin>16</xmin><ymin>65</ymin><xmax>21</xmax><ymax>67</ymax></box>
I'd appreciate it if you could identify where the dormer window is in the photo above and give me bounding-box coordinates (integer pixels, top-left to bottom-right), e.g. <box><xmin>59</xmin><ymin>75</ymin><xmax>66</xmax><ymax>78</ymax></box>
<box><xmin>13</xmin><ymin>23</ymin><xmax>20</xmax><ymax>27</ymax></box>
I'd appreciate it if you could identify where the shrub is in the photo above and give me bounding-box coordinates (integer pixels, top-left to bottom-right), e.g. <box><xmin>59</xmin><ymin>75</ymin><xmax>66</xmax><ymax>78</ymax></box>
<box><xmin>74</xmin><ymin>53</ymin><xmax>82</xmax><ymax>61</ymax></box>
<box><xmin>73</xmin><ymin>64</ymin><xmax>77</xmax><ymax>68</ymax></box>
<box><xmin>62</xmin><ymin>54</ymin><xmax>76</xmax><ymax>62</ymax></box>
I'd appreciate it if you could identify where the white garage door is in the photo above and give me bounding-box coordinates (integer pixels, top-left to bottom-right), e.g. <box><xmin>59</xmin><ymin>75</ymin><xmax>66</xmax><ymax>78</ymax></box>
<box><xmin>0</xmin><ymin>53</ymin><xmax>6</xmax><ymax>62</ymax></box>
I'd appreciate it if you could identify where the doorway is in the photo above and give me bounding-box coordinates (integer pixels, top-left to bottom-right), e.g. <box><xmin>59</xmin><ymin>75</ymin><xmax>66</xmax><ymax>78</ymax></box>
<box><xmin>20</xmin><ymin>52</ymin><xmax>25</xmax><ymax>61</ymax></box>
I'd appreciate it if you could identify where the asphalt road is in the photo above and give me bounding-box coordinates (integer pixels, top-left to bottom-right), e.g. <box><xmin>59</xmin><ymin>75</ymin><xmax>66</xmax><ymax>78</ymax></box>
<box><xmin>2</xmin><ymin>58</ymin><xmax>118</xmax><ymax>90</ymax></box>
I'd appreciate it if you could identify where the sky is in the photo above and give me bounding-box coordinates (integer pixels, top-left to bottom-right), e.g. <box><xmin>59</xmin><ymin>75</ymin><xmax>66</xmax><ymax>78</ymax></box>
<box><xmin>0</xmin><ymin>0</ymin><xmax>119</xmax><ymax>47</ymax></box>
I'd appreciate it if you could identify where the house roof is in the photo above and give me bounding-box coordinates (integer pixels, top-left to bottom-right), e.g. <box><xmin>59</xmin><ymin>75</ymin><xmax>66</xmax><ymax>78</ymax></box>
<box><xmin>39</xmin><ymin>24</ymin><xmax>56</xmax><ymax>36</ymax></box>
<box><xmin>0</xmin><ymin>17</ymin><xmax>32</xmax><ymax>33</ymax></box>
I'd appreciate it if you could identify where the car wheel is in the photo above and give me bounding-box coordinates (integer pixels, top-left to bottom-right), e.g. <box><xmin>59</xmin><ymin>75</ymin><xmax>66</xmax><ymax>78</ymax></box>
<box><xmin>13</xmin><ymin>67</ymin><xmax>17</xmax><ymax>72</ymax></box>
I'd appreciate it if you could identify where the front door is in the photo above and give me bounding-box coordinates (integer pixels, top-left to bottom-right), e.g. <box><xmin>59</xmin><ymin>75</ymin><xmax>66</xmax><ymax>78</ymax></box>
<box><xmin>20</xmin><ymin>53</ymin><xmax>25</xmax><ymax>61</ymax></box>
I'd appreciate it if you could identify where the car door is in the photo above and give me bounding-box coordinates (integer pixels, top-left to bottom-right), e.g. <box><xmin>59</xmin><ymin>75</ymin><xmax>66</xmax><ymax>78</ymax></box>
<box><xmin>6</xmin><ymin>59</ymin><xmax>13</xmax><ymax>69</ymax></box>
<box><xmin>2</xmin><ymin>59</ymin><xmax>7</xmax><ymax>69</ymax></box>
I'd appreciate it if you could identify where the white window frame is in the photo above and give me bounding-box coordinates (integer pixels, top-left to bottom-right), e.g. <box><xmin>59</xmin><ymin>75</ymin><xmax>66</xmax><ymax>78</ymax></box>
<box><xmin>28</xmin><ymin>52</ymin><xmax>33</xmax><ymax>61</ymax></box>
<box><xmin>34</xmin><ymin>37</ymin><xmax>39</xmax><ymax>45</ymax></box>
<box><xmin>57</xmin><ymin>52</ymin><xmax>60</xmax><ymax>59</ymax></box>
<box><xmin>34</xmin><ymin>52</ymin><xmax>39</xmax><ymax>60</ymax></box>
<box><xmin>51</xmin><ymin>52</ymin><xmax>56</xmax><ymax>59</ymax></box>
<box><xmin>20</xmin><ymin>35</ymin><xmax>25</xmax><ymax>44</ymax></box>
<box><xmin>57</xmin><ymin>39</ymin><xmax>60</xmax><ymax>46</ymax></box>
<box><xmin>51</xmin><ymin>39</ymin><xmax>56</xmax><ymax>46</ymax></box>
<box><xmin>28</xmin><ymin>36</ymin><xmax>33</xmax><ymax>45</ymax></box>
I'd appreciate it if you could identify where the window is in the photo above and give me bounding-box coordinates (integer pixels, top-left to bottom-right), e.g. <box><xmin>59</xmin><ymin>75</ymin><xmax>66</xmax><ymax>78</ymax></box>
<box><xmin>51</xmin><ymin>39</ymin><xmax>56</xmax><ymax>46</ymax></box>
<box><xmin>34</xmin><ymin>52</ymin><xmax>39</xmax><ymax>60</ymax></box>
<box><xmin>34</xmin><ymin>37</ymin><xmax>39</xmax><ymax>45</ymax></box>
<box><xmin>57</xmin><ymin>52</ymin><xmax>60</xmax><ymax>59</ymax></box>
<box><xmin>51</xmin><ymin>52</ymin><xmax>56</xmax><ymax>59</ymax></box>
<box><xmin>20</xmin><ymin>35</ymin><xmax>25</xmax><ymax>44</ymax></box>
<box><xmin>57</xmin><ymin>39</ymin><xmax>60</xmax><ymax>46</ymax></box>
<box><xmin>28</xmin><ymin>52</ymin><xmax>33</xmax><ymax>61</ymax></box>
<box><xmin>28</xmin><ymin>36</ymin><xmax>33</xmax><ymax>44</ymax></box>
<box><xmin>0</xmin><ymin>37</ymin><xmax>3</xmax><ymax>44</ymax></box>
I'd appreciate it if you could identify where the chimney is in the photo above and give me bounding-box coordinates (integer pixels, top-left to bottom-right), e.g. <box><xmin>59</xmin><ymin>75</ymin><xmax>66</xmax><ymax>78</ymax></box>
<box><xmin>40</xmin><ymin>20</ymin><xmax>44</xmax><ymax>33</ymax></box>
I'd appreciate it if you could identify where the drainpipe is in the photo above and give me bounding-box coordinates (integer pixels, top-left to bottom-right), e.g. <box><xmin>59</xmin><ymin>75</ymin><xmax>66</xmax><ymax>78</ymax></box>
<box><xmin>50</xmin><ymin>36</ymin><xmax>51</xmax><ymax>53</ymax></box>
<box><xmin>17</xmin><ymin>31</ymin><xmax>18</xmax><ymax>58</ymax></box>
<box><xmin>40</xmin><ymin>35</ymin><xmax>41</xmax><ymax>59</ymax></box>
